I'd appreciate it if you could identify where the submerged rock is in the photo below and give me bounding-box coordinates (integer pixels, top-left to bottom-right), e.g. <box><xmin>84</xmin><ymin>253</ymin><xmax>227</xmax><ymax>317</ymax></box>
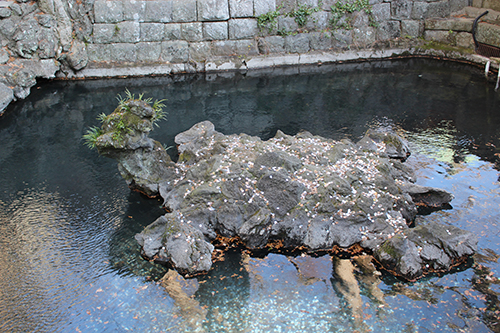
<box><xmin>90</xmin><ymin>98</ymin><xmax>477</xmax><ymax>280</ymax></box>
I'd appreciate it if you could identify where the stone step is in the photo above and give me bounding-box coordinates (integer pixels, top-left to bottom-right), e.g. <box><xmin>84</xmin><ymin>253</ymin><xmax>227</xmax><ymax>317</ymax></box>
<box><xmin>425</xmin><ymin>17</ymin><xmax>474</xmax><ymax>32</ymax></box>
<box><xmin>425</xmin><ymin>6</ymin><xmax>500</xmax><ymax>51</ymax></box>
<box><xmin>453</xmin><ymin>6</ymin><xmax>500</xmax><ymax>25</ymax></box>
<box><xmin>471</xmin><ymin>0</ymin><xmax>500</xmax><ymax>12</ymax></box>
<box><xmin>476</xmin><ymin>22</ymin><xmax>500</xmax><ymax>48</ymax></box>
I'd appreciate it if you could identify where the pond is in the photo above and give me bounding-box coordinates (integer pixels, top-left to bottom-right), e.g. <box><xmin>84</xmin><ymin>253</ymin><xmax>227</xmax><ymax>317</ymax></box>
<box><xmin>0</xmin><ymin>58</ymin><xmax>499</xmax><ymax>332</ymax></box>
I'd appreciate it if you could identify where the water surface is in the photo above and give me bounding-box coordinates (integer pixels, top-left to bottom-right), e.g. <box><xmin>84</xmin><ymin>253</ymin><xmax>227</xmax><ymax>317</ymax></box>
<box><xmin>0</xmin><ymin>59</ymin><xmax>499</xmax><ymax>332</ymax></box>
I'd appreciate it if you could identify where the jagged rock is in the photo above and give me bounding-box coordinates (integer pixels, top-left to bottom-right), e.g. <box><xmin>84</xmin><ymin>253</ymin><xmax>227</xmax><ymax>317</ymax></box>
<box><xmin>0</xmin><ymin>82</ymin><xmax>13</xmax><ymax>115</ymax></box>
<box><xmin>65</xmin><ymin>40</ymin><xmax>88</xmax><ymax>71</ymax></box>
<box><xmin>374</xmin><ymin>222</ymin><xmax>477</xmax><ymax>280</ymax></box>
<box><xmin>91</xmin><ymin>99</ymin><xmax>477</xmax><ymax>279</ymax></box>
<box><xmin>12</xmin><ymin>18</ymin><xmax>40</xmax><ymax>58</ymax></box>
<box><xmin>0</xmin><ymin>59</ymin><xmax>59</xmax><ymax>100</ymax></box>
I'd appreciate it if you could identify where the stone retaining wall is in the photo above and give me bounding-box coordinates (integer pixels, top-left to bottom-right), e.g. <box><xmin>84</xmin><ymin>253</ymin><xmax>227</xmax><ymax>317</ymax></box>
<box><xmin>0</xmin><ymin>0</ymin><xmax>474</xmax><ymax>113</ymax></box>
<box><xmin>86</xmin><ymin>0</ymin><xmax>468</xmax><ymax>65</ymax></box>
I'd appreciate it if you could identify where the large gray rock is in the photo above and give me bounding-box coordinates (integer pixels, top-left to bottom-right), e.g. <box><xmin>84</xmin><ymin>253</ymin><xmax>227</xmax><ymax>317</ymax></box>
<box><xmin>91</xmin><ymin>100</ymin><xmax>476</xmax><ymax>278</ymax></box>
<box><xmin>374</xmin><ymin>222</ymin><xmax>477</xmax><ymax>280</ymax></box>
<box><xmin>65</xmin><ymin>40</ymin><xmax>88</xmax><ymax>70</ymax></box>
<box><xmin>0</xmin><ymin>82</ymin><xmax>13</xmax><ymax>115</ymax></box>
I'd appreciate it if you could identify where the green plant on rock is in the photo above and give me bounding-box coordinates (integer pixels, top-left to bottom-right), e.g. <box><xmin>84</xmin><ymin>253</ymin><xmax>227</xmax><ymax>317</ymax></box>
<box><xmin>83</xmin><ymin>126</ymin><xmax>103</xmax><ymax>149</ymax></box>
<box><xmin>83</xmin><ymin>89</ymin><xmax>167</xmax><ymax>148</ymax></box>
<box><xmin>287</xmin><ymin>3</ymin><xmax>321</xmax><ymax>28</ymax></box>
<box><xmin>330</xmin><ymin>0</ymin><xmax>376</xmax><ymax>30</ymax></box>
<box><xmin>257</xmin><ymin>5</ymin><xmax>282</xmax><ymax>32</ymax></box>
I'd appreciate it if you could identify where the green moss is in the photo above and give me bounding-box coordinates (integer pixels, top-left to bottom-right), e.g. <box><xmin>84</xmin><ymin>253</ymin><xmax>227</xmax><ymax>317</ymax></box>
<box><xmin>419</xmin><ymin>41</ymin><xmax>474</xmax><ymax>55</ymax></box>
<box><xmin>380</xmin><ymin>239</ymin><xmax>400</xmax><ymax>259</ymax></box>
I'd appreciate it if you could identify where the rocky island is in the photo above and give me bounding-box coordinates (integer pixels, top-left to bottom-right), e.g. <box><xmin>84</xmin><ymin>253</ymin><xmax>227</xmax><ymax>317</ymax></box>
<box><xmin>85</xmin><ymin>94</ymin><xmax>477</xmax><ymax>281</ymax></box>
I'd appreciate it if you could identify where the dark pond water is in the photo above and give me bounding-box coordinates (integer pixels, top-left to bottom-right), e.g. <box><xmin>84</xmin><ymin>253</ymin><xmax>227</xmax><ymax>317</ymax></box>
<box><xmin>0</xmin><ymin>58</ymin><xmax>500</xmax><ymax>332</ymax></box>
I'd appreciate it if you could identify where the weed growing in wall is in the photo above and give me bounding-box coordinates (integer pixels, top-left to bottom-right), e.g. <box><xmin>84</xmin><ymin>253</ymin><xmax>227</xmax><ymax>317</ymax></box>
<box><xmin>330</xmin><ymin>0</ymin><xmax>377</xmax><ymax>30</ymax></box>
<box><xmin>287</xmin><ymin>3</ymin><xmax>321</xmax><ymax>28</ymax></box>
<box><xmin>257</xmin><ymin>6</ymin><xmax>282</xmax><ymax>32</ymax></box>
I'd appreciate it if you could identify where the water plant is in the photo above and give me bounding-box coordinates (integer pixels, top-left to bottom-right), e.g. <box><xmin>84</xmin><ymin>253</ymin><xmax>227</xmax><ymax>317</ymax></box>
<box><xmin>330</xmin><ymin>0</ymin><xmax>377</xmax><ymax>30</ymax></box>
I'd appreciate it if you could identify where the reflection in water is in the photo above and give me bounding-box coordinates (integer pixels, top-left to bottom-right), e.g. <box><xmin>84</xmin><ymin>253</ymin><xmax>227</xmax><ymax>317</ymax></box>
<box><xmin>160</xmin><ymin>269</ymin><xmax>206</xmax><ymax>332</ymax></box>
<box><xmin>0</xmin><ymin>58</ymin><xmax>499</xmax><ymax>332</ymax></box>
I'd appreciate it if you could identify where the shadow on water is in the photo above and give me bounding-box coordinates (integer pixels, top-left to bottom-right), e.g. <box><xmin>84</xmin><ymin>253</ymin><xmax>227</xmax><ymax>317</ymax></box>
<box><xmin>0</xmin><ymin>58</ymin><xmax>500</xmax><ymax>332</ymax></box>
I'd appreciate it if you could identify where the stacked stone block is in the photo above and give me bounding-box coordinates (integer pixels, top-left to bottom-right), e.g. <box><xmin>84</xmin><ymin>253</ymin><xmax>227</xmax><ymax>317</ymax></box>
<box><xmin>88</xmin><ymin>0</ymin><xmax>467</xmax><ymax>64</ymax></box>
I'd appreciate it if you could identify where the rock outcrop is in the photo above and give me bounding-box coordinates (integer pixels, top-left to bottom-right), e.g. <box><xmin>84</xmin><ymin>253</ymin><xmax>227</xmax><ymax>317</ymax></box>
<box><xmin>90</xmin><ymin>97</ymin><xmax>477</xmax><ymax>281</ymax></box>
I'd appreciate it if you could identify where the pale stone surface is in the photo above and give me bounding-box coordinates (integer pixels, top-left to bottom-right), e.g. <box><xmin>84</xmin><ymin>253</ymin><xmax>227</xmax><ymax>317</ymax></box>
<box><xmin>285</xmin><ymin>34</ymin><xmax>311</xmax><ymax>53</ymax></box>
<box><xmin>304</xmin><ymin>11</ymin><xmax>329</xmax><ymax>31</ymax></box>
<box><xmin>108</xmin><ymin>43</ymin><xmax>137</xmax><ymax>62</ymax></box>
<box><xmin>165</xmin><ymin>23</ymin><xmax>181</xmax><ymax>40</ymax></box>
<box><xmin>203</xmin><ymin>21</ymin><xmax>228</xmax><ymax>40</ymax></box>
<box><xmin>401</xmin><ymin>20</ymin><xmax>422</xmax><ymax>37</ymax></box>
<box><xmin>140</xmin><ymin>23</ymin><xmax>165</xmax><ymax>42</ymax></box>
<box><xmin>92</xmin><ymin>24</ymin><xmax>114</xmax><ymax>44</ymax></box>
<box><xmin>229</xmin><ymin>18</ymin><xmax>258</xmax><ymax>39</ymax></box>
<box><xmin>181</xmin><ymin>22</ymin><xmax>203</xmax><ymax>42</ymax></box>
<box><xmin>66</xmin><ymin>40</ymin><xmax>88</xmax><ymax>70</ymax></box>
<box><xmin>211</xmin><ymin>39</ymin><xmax>258</xmax><ymax>56</ymax></box>
<box><xmin>245</xmin><ymin>56</ymin><xmax>276</xmax><ymax>68</ymax></box>
<box><xmin>412</xmin><ymin>1</ymin><xmax>450</xmax><ymax>20</ymax></box>
<box><xmin>230</xmin><ymin>0</ymin><xmax>253</xmax><ymax>18</ymax></box>
<box><xmin>198</xmin><ymin>0</ymin><xmax>230</xmax><ymax>21</ymax></box>
<box><xmin>425</xmin><ymin>18</ymin><xmax>473</xmax><ymax>32</ymax></box>
<box><xmin>114</xmin><ymin>21</ymin><xmax>141</xmax><ymax>43</ymax></box>
<box><xmin>172</xmin><ymin>0</ymin><xmax>197</xmax><ymax>22</ymax></box>
<box><xmin>377</xmin><ymin>20</ymin><xmax>401</xmax><ymax>40</ymax></box>
<box><xmin>87</xmin><ymin>43</ymin><xmax>112</xmax><ymax>61</ymax></box>
<box><xmin>144</xmin><ymin>0</ymin><xmax>172</xmax><ymax>23</ymax></box>
<box><xmin>477</xmin><ymin>22</ymin><xmax>500</xmax><ymax>48</ymax></box>
<box><xmin>0</xmin><ymin>48</ymin><xmax>9</xmax><ymax>64</ymax></box>
<box><xmin>372</xmin><ymin>3</ymin><xmax>390</xmax><ymax>22</ymax></box>
<box><xmin>332</xmin><ymin>30</ymin><xmax>352</xmax><ymax>48</ymax></box>
<box><xmin>424</xmin><ymin>30</ymin><xmax>453</xmax><ymax>44</ymax></box>
<box><xmin>391</xmin><ymin>0</ymin><xmax>412</xmax><ymax>19</ymax></box>
<box><xmin>455</xmin><ymin>32</ymin><xmax>473</xmax><ymax>49</ymax></box>
<box><xmin>161</xmin><ymin>40</ymin><xmax>189</xmax><ymax>62</ymax></box>
<box><xmin>449</xmin><ymin>0</ymin><xmax>468</xmax><ymax>13</ymax></box>
<box><xmin>254</xmin><ymin>0</ymin><xmax>276</xmax><ymax>16</ymax></box>
<box><xmin>309</xmin><ymin>31</ymin><xmax>333</xmax><ymax>50</ymax></box>
<box><xmin>189</xmin><ymin>41</ymin><xmax>212</xmax><ymax>61</ymax></box>
<box><xmin>136</xmin><ymin>42</ymin><xmax>162</xmax><ymax>62</ymax></box>
<box><xmin>258</xmin><ymin>36</ymin><xmax>285</xmax><ymax>54</ymax></box>
<box><xmin>94</xmin><ymin>0</ymin><xmax>123</xmax><ymax>23</ymax></box>
<box><xmin>123</xmin><ymin>0</ymin><xmax>146</xmax><ymax>21</ymax></box>
<box><xmin>233</xmin><ymin>39</ymin><xmax>259</xmax><ymax>55</ymax></box>
<box><xmin>0</xmin><ymin>82</ymin><xmax>13</xmax><ymax>114</ymax></box>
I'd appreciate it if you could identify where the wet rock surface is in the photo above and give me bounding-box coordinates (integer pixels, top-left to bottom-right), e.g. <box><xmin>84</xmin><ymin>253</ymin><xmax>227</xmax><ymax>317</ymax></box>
<box><xmin>94</xmin><ymin>99</ymin><xmax>477</xmax><ymax>281</ymax></box>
